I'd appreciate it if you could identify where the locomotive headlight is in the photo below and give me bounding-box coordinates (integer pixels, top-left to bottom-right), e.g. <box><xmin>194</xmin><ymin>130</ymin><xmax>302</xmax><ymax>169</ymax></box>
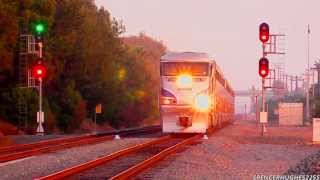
<box><xmin>177</xmin><ymin>74</ymin><xmax>192</xmax><ymax>88</ymax></box>
<box><xmin>194</xmin><ymin>94</ymin><xmax>210</xmax><ymax>111</ymax></box>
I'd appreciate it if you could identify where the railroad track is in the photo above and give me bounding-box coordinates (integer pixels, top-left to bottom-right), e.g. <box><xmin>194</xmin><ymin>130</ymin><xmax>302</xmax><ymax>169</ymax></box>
<box><xmin>36</xmin><ymin>133</ymin><xmax>202</xmax><ymax>180</ymax></box>
<box><xmin>0</xmin><ymin>125</ymin><xmax>161</xmax><ymax>163</ymax></box>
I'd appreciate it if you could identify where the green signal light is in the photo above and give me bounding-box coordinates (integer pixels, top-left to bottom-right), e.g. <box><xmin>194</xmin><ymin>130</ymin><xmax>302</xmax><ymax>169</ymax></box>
<box><xmin>35</xmin><ymin>24</ymin><xmax>45</xmax><ymax>33</ymax></box>
<box><xmin>31</xmin><ymin>21</ymin><xmax>47</xmax><ymax>36</ymax></box>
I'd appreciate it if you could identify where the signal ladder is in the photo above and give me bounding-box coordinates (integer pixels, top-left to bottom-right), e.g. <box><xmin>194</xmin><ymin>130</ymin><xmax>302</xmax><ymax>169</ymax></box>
<box><xmin>18</xmin><ymin>32</ymin><xmax>39</xmax><ymax>130</ymax></box>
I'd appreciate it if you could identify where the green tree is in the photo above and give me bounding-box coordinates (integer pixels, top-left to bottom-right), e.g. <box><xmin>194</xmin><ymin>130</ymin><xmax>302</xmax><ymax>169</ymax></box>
<box><xmin>0</xmin><ymin>0</ymin><xmax>166</xmax><ymax>133</ymax></box>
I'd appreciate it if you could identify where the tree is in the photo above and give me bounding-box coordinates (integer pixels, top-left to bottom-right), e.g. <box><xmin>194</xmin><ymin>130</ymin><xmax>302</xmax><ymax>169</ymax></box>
<box><xmin>0</xmin><ymin>0</ymin><xmax>167</xmax><ymax>132</ymax></box>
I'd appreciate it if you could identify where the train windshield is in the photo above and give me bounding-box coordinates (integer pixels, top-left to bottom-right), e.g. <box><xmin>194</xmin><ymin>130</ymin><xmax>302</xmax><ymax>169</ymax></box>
<box><xmin>162</xmin><ymin>62</ymin><xmax>209</xmax><ymax>76</ymax></box>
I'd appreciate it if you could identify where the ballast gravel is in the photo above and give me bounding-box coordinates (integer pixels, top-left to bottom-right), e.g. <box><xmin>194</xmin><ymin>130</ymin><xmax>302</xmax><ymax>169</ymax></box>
<box><xmin>0</xmin><ymin>137</ymin><xmax>155</xmax><ymax>180</ymax></box>
<box><xmin>286</xmin><ymin>150</ymin><xmax>320</xmax><ymax>175</ymax></box>
<box><xmin>1</xmin><ymin>120</ymin><xmax>319</xmax><ymax>180</ymax></box>
<box><xmin>138</xmin><ymin>120</ymin><xmax>319</xmax><ymax>180</ymax></box>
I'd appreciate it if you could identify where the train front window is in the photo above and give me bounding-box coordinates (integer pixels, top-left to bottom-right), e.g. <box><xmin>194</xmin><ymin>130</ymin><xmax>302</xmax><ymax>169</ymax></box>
<box><xmin>162</xmin><ymin>62</ymin><xmax>209</xmax><ymax>76</ymax></box>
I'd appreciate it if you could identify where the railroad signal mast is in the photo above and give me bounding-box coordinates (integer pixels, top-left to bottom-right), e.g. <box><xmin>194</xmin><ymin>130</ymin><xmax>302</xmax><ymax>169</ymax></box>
<box><xmin>31</xmin><ymin>20</ymin><xmax>48</xmax><ymax>135</ymax></box>
<box><xmin>258</xmin><ymin>23</ymin><xmax>270</xmax><ymax>136</ymax></box>
<box><xmin>258</xmin><ymin>22</ymin><xmax>286</xmax><ymax>135</ymax></box>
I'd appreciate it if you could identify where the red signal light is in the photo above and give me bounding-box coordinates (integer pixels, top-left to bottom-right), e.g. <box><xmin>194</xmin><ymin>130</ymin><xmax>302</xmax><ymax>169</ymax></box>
<box><xmin>259</xmin><ymin>57</ymin><xmax>269</xmax><ymax>78</ymax></box>
<box><xmin>32</xmin><ymin>62</ymin><xmax>47</xmax><ymax>79</ymax></box>
<box><xmin>259</xmin><ymin>23</ymin><xmax>269</xmax><ymax>43</ymax></box>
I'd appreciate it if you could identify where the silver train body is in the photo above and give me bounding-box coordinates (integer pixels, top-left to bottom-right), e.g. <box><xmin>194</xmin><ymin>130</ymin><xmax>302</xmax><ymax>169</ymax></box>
<box><xmin>160</xmin><ymin>52</ymin><xmax>235</xmax><ymax>133</ymax></box>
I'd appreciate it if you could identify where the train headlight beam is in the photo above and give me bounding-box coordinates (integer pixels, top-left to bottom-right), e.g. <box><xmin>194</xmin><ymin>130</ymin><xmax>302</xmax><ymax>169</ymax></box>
<box><xmin>177</xmin><ymin>74</ymin><xmax>192</xmax><ymax>88</ymax></box>
<box><xmin>194</xmin><ymin>94</ymin><xmax>210</xmax><ymax>111</ymax></box>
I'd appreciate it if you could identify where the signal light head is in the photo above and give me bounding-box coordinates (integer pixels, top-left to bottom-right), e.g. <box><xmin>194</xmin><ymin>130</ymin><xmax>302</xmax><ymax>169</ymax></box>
<box><xmin>31</xmin><ymin>20</ymin><xmax>47</xmax><ymax>37</ymax></box>
<box><xmin>35</xmin><ymin>24</ymin><xmax>45</xmax><ymax>33</ymax></box>
<box><xmin>259</xmin><ymin>57</ymin><xmax>269</xmax><ymax>78</ymax></box>
<box><xmin>32</xmin><ymin>62</ymin><xmax>47</xmax><ymax>79</ymax></box>
<box><xmin>261</xmin><ymin>35</ymin><xmax>267</xmax><ymax>41</ymax></box>
<box><xmin>37</xmin><ymin>69</ymin><xmax>43</xmax><ymax>75</ymax></box>
<box><xmin>259</xmin><ymin>23</ymin><xmax>269</xmax><ymax>43</ymax></box>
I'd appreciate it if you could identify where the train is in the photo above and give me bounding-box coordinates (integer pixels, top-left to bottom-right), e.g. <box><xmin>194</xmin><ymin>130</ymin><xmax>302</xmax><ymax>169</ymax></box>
<box><xmin>159</xmin><ymin>52</ymin><xmax>235</xmax><ymax>133</ymax></box>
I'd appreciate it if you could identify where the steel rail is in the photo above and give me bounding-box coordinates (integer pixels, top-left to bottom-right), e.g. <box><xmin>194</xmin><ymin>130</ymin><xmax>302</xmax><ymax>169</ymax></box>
<box><xmin>36</xmin><ymin>135</ymin><xmax>172</xmax><ymax>180</ymax></box>
<box><xmin>0</xmin><ymin>135</ymin><xmax>92</xmax><ymax>155</ymax></box>
<box><xmin>0</xmin><ymin>135</ymin><xmax>114</xmax><ymax>163</ymax></box>
<box><xmin>0</xmin><ymin>126</ymin><xmax>161</xmax><ymax>163</ymax></box>
<box><xmin>0</xmin><ymin>125</ymin><xmax>161</xmax><ymax>155</ymax></box>
<box><xmin>110</xmin><ymin>134</ymin><xmax>202</xmax><ymax>179</ymax></box>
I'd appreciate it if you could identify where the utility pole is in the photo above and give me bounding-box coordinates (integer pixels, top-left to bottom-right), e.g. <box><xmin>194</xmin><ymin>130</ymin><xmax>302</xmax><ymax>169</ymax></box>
<box><xmin>312</xmin><ymin>69</ymin><xmax>315</xmax><ymax>97</ymax></box>
<box><xmin>290</xmin><ymin>76</ymin><xmax>293</xmax><ymax>93</ymax></box>
<box><xmin>296</xmin><ymin>76</ymin><xmax>299</xmax><ymax>92</ymax></box>
<box><xmin>306</xmin><ymin>25</ymin><xmax>311</xmax><ymax>122</ymax></box>
<box><xmin>311</xmin><ymin>60</ymin><xmax>320</xmax><ymax>97</ymax></box>
<box><xmin>255</xmin><ymin>95</ymin><xmax>259</xmax><ymax>125</ymax></box>
<box><xmin>285</xmin><ymin>75</ymin><xmax>288</xmax><ymax>91</ymax></box>
<box><xmin>244</xmin><ymin>104</ymin><xmax>247</xmax><ymax>120</ymax></box>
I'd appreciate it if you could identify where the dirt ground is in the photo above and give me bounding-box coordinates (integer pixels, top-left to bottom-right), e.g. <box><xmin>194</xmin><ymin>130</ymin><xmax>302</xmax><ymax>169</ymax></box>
<box><xmin>138</xmin><ymin>119</ymin><xmax>319</xmax><ymax>180</ymax></box>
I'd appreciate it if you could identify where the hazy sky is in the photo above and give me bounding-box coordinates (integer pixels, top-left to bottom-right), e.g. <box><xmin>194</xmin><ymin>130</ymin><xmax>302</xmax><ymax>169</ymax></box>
<box><xmin>95</xmin><ymin>0</ymin><xmax>320</xmax><ymax>91</ymax></box>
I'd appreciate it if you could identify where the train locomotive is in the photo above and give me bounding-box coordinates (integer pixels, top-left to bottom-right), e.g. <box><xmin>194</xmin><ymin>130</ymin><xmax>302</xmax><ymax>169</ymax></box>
<box><xmin>160</xmin><ymin>52</ymin><xmax>235</xmax><ymax>133</ymax></box>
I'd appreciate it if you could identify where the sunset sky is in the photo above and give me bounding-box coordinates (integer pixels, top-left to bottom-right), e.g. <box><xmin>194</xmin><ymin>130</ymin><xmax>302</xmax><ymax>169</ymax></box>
<box><xmin>95</xmin><ymin>0</ymin><xmax>320</xmax><ymax>92</ymax></box>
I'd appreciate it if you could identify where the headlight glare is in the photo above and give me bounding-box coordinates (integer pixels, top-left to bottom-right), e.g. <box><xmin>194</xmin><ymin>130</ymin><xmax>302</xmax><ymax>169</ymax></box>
<box><xmin>194</xmin><ymin>94</ymin><xmax>210</xmax><ymax>111</ymax></box>
<box><xmin>177</xmin><ymin>74</ymin><xmax>192</xmax><ymax>88</ymax></box>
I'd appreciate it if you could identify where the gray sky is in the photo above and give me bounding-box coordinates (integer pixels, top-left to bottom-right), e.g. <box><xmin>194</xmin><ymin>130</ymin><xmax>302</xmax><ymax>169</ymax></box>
<box><xmin>95</xmin><ymin>0</ymin><xmax>320</xmax><ymax>91</ymax></box>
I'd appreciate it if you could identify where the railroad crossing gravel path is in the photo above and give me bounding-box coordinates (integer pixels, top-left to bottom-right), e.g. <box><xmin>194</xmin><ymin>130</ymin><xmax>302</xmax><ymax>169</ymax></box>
<box><xmin>0</xmin><ymin>137</ymin><xmax>154</xmax><ymax>180</ymax></box>
<box><xmin>138</xmin><ymin>120</ymin><xmax>319</xmax><ymax>180</ymax></box>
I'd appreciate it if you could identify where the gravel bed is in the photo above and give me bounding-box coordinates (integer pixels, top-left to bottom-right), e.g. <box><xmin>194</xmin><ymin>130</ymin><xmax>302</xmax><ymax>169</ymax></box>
<box><xmin>70</xmin><ymin>137</ymin><xmax>183</xmax><ymax>179</ymax></box>
<box><xmin>137</xmin><ymin>120</ymin><xmax>319</xmax><ymax>180</ymax></box>
<box><xmin>0</xmin><ymin>137</ymin><xmax>155</xmax><ymax>180</ymax></box>
<box><xmin>285</xmin><ymin>150</ymin><xmax>320</xmax><ymax>175</ymax></box>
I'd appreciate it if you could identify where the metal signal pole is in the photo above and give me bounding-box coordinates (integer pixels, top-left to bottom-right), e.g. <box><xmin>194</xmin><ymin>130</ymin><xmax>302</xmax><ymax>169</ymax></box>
<box><xmin>258</xmin><ymin>23</ymin><xmax>285</xmax><ymax>136</ymax></box>
<box><xmin>37</xmin><ymin>77</ymin><xmax>44</xmax><ymax>134</ymax></box>
<box><xmin>261</xmin><ymin>44</ymin><xmax>267</xmax><ymax>136</ymax></box>
<box><xmin>36</xmin><ymin>42</ymin><xmax>44</xmax><ymax>135</ymax></box>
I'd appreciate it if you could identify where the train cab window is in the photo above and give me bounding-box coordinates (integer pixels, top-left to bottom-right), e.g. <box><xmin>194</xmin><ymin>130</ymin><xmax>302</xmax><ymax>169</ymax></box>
<box><xmin>161</xmin><ymin>62</ymin><xmax>209</xmax><ymax>76</ymax></box>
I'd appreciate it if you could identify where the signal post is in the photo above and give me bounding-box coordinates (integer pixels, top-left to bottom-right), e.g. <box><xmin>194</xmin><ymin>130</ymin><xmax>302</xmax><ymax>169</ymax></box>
<box><xmin>32</xmin><ymin>62</ymin><xmax>47</xmax><ymax>134</ymax></box>
<box><xmin>258</xmin><ymin>23</ymin><xmax>286</xmax><ymax>136</ymax></box>
<box><xmin>259</xmin><ymin>23</ymin><xmax>270</xmax><ymax>136</ymax></box>
<box><xmin>31</xmin><ymin>21</ymin><xmax>47</xmax><ymax>134</ymax></box>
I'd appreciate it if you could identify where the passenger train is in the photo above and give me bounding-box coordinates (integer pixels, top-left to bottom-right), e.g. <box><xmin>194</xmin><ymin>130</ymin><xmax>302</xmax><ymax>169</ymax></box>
<box><xmin>160</xmin><ymin>52</ymin><xmax>235</xmax><ymax>133</ymax></box>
